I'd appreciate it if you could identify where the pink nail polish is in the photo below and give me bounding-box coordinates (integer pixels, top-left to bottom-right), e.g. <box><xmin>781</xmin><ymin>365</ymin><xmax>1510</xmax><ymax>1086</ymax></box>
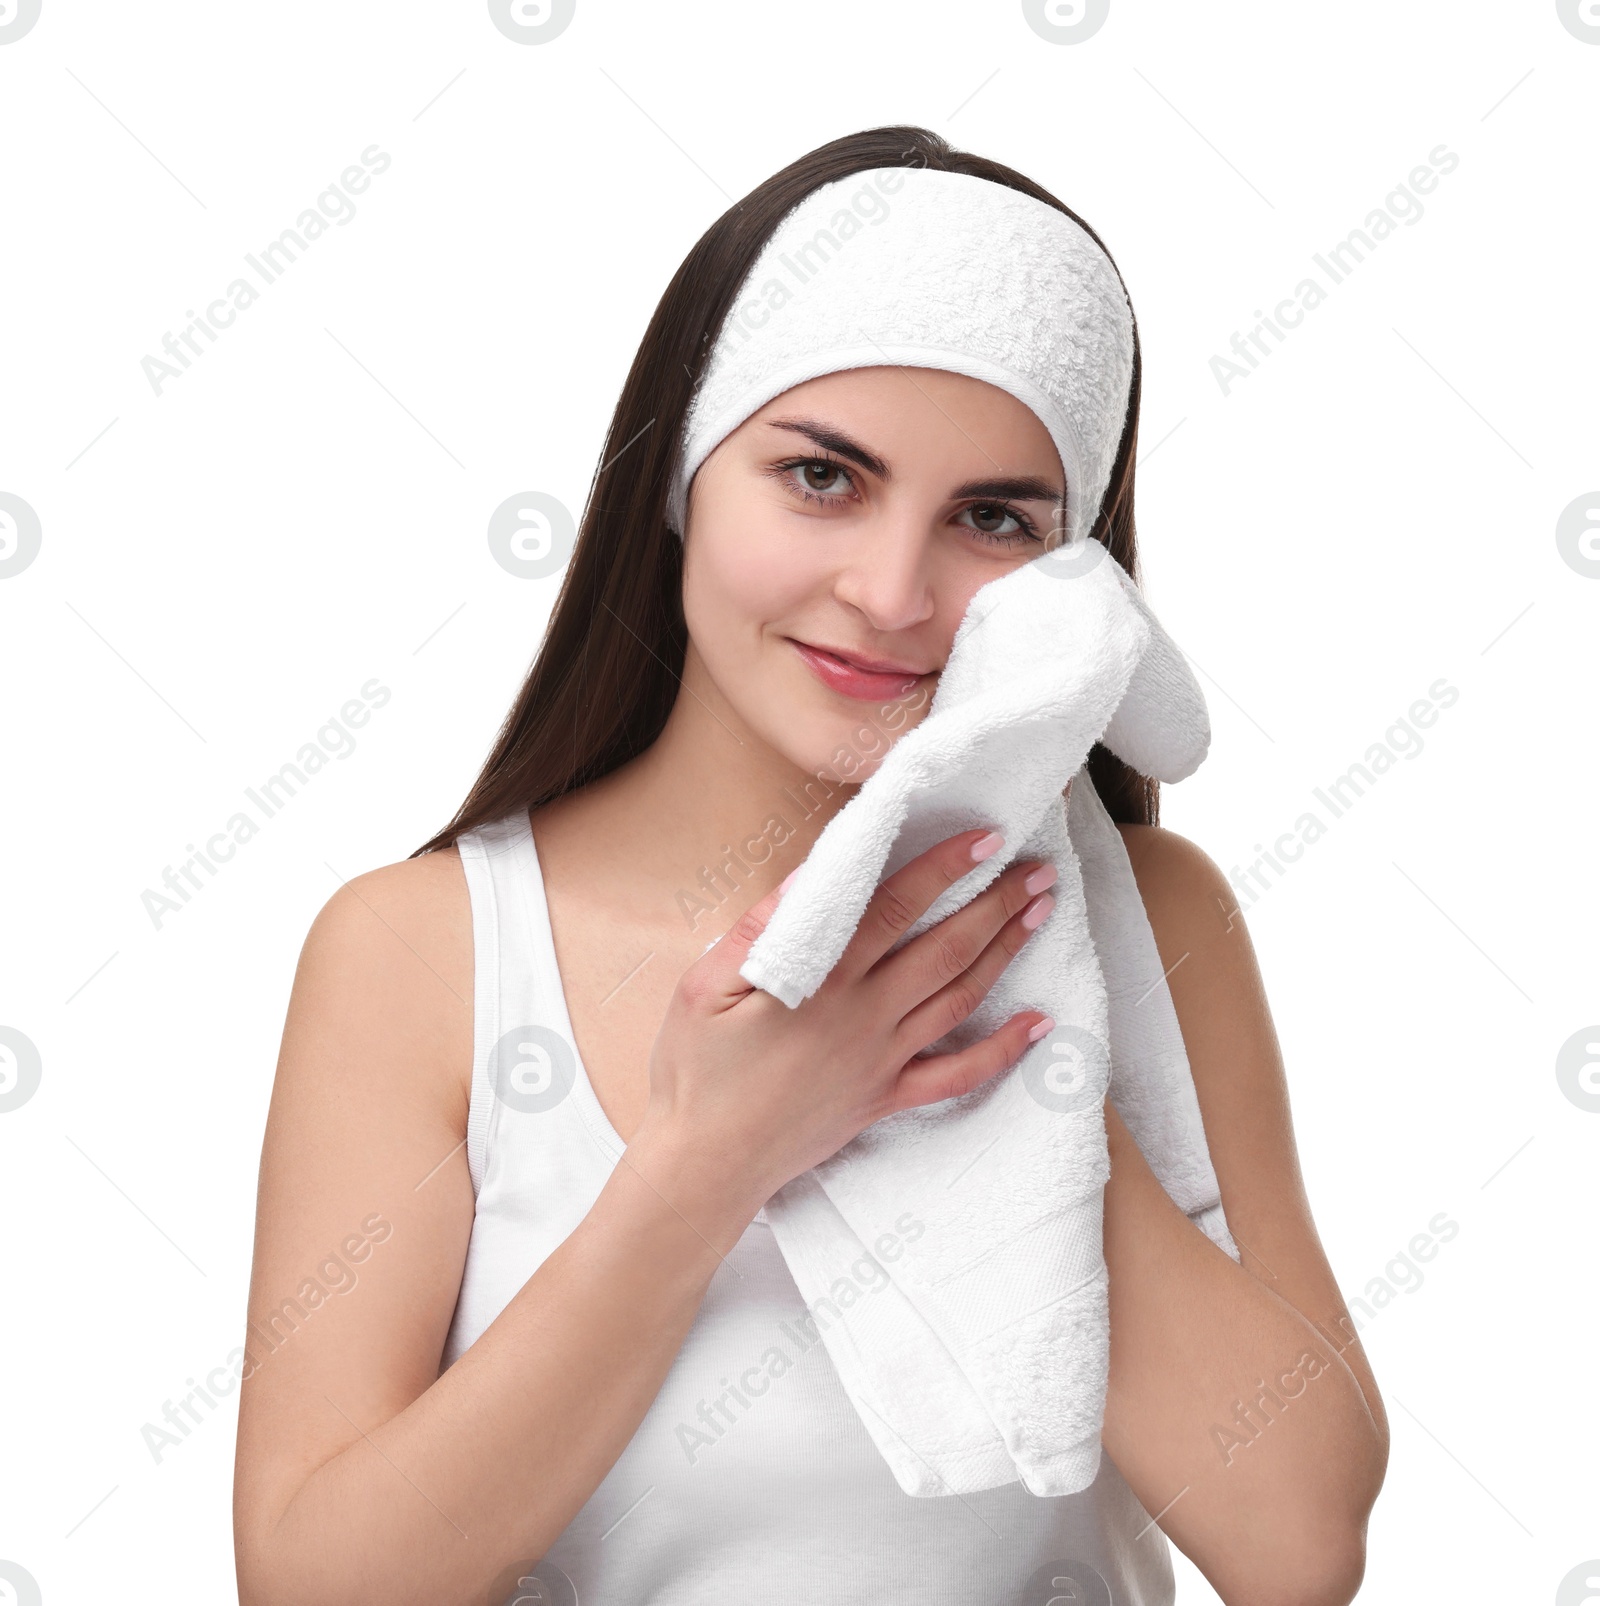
<box><xmin>971</xmin><ymin>830</ymin><xmax>1004</xmax><ymax>861</ymax></box>
<box><xmin>1027</xmin><ymin>1014</ymin><xmax>1055</xmax><ymax>1043</ymax></box>
<box><xmin>778</xmin><ymin>867</ymin><xmax>799</xmax><ymax>894</ymax></box>
<box><xmin>1021</xmin><ymin>892</ymin><xmax>1054</xmax><ymax>930</ymax></box>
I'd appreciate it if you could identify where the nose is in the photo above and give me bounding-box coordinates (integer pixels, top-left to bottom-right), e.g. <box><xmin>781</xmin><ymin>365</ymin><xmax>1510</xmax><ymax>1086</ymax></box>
<box><xmin>830</xmin><ymin>503</ymin><xmax>937</xmax><ymax>633</ymax></box>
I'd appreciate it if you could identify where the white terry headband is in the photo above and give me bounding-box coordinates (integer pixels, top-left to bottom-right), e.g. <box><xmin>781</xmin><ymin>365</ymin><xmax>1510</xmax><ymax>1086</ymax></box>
<box><xmin>665</xmin><ymin>165</ymin><xmax>1137</xmax><ymax>548</ymax></box>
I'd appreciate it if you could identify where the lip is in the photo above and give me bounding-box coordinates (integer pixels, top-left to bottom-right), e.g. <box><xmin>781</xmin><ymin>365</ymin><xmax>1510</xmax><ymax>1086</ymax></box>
<box><xmin>789</xmin><ymin>638</ymin><xmax>935</xmax><ymax>701</ymax></box>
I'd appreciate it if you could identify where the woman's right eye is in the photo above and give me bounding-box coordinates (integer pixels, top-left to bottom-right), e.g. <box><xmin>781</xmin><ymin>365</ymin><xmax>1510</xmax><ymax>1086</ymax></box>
<box><xmin>789</xmin><ymin>459</ymin><xmax>852</xmax><ymax>496</ymax></box>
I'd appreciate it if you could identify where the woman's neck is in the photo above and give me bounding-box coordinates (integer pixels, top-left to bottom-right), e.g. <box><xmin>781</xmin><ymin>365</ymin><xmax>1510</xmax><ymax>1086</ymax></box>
<box><xmin>532</xmin><ymin>652</ymin><xmax>859</xmax><ymax>946</ymax></box>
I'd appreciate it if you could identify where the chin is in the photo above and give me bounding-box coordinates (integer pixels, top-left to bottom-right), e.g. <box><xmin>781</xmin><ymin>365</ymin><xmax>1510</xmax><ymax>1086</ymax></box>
<box><xmin>798</xmin><ymin>711</ymin><xmax>912</xmax><ymax>790</ymax></box>
<box><xmin>726</xmin><ymin>657</ymin><xmax>930</xmax><ymax>785</ymax></box>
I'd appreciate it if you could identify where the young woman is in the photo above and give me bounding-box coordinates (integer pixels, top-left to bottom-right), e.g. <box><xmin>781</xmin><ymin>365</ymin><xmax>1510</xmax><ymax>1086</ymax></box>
<box><xmin>232</xmin><ymin>127</ymin><xmax>1388</xmax><ymax>1606</ymax></box>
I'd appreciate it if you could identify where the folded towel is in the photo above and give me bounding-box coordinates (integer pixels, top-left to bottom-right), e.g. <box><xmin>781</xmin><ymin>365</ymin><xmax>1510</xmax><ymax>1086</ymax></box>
<box><xmin>665</xmin><ymin>161</ymin><xmax>1238</xmax><ymax>1497</ymax></box>
<box><xmin>741</xmin><ymin>543</ymin><xmax>1238</xmax><ymax>1498</ymax></box>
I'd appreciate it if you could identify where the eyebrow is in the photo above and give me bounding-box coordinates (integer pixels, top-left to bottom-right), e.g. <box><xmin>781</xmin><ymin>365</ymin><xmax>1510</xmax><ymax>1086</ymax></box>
<box><xmin>763</xmin><ymin>416</ymin><xmax>1063</xmax><ymax>503</ymax></box>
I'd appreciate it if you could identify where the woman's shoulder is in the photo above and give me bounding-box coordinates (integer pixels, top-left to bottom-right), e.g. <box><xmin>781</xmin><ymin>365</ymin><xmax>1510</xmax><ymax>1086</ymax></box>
<box><xmin>1113</xmin><ymin>821</ymin><xmax>1236</xmax><ymax>926</ymax></box>
<box><xmin>313</xmin><ymin>841</ymin><xmax>471</xmax><ymax>960</ymax></box>
<box><xmin>1110</xmin><ymin>819</ymin><xmax>1259</xmax><ymax>1088</ymax></box>
<box><xmin>295</xmin><ymin>841</ymin><xmax>474</xmax><ymax>1118</ymax></box>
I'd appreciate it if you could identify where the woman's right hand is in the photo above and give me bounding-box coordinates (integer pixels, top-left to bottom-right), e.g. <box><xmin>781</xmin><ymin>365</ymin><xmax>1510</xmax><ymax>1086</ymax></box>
<box><xmin>634</xmin><ymin>828</ymin><xmax>1058</xmax><ymax>1214</ymax></box>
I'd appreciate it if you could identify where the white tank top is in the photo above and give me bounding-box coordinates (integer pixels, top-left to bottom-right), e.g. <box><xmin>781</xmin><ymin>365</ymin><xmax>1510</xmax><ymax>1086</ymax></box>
<box><xmin>440</xmin><ymin>808</ymin><xmax>1175</xmax><ymax>1606</ymax></box>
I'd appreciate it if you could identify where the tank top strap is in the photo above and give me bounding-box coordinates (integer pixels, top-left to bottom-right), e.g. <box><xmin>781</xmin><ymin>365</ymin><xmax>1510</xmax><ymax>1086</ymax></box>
<box><xmin>456</xmin><ymin>808</ymin><xmax>626</xmax><ymax>1201</ymax></box>
<box><xmin>456</xmin><ymin>812</ymin><xmax>538</xmax><ymax>1196</ymax></box>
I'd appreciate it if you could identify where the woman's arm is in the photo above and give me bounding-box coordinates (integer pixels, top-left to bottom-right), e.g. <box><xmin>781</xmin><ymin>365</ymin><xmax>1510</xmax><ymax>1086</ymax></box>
<box><xmin>1100</xmin><ymin>824</ymin><xmax>1389</xmax><ymax>1606</ymax></box>
<box><xmin>232</xmin><ymin>854</ymin><xmax>767</xmax><ymax>1606</ymax></box>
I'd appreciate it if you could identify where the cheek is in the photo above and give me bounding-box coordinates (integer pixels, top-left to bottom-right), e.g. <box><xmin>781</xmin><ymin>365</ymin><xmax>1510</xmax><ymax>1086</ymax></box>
<box><xmin>927</xmin><ymin>568</ymin><xmax>991</xmax><ymax>652</ymax></box>
<box><xmin>716</xmin><ymin>534</ymin><xmax>791</xmax><ymax>619</ymax></box>
<box><xmin>686</xmin><ymin>499</ymin><xmax>822</xmax><ymax>641</ymax></box>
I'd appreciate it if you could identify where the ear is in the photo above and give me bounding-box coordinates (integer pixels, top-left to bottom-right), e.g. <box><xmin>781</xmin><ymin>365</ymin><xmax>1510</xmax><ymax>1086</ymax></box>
<box><xmin>1098</xmin><ymin>560</ymin><xmax>1210</xmax><ymax>783</ymax></box>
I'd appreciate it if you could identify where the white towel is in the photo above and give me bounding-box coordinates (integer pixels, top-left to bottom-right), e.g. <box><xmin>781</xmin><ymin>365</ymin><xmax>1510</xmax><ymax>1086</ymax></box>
<box><xmin>665</xmin><ymin>162</ymin><xmax>1239</xmax><ymax>1497</ymax></box>
<box><xmin>740</xmin><ymin>541</ymin><xmax>1238</xmax><ymax>1498</ymax></box>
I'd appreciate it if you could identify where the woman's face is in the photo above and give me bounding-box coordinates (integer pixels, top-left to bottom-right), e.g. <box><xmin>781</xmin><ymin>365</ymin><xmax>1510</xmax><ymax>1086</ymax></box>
<box><xmin>680</xmin><ymin>365</ymin><xmax>1065</xmax><ymax>783</ymax></box>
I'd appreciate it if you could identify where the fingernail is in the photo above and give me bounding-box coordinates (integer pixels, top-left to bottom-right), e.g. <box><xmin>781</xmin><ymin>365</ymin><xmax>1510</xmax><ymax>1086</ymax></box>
<box><xmin>1021</xmin><ymin>892</ymin><xmax>1054</xmax><ymax>930</ymax></box>
<box><xmin>971</xmin><ymin>830</ymin><xmax>1004</xmax><ymax>861</ymax></box>
<box><xmin>778</xmin><ymin>867</ymin><xmax>799</xmax><ymax>894</ymax></box>
<box><xmin>1023</xmin><ymin>862</ymin><xmax>1057</xmax><ymax>896</ymax></box>
<box><xmin>1027</xmin><ymin>1013</ymin><xmax>1055</xmax><ymax>1043</ymax></box>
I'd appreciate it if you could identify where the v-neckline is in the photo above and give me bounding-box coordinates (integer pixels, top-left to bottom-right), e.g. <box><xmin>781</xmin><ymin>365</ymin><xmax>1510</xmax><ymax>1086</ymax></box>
<box><xmin>518</xmin><ymin>807</ymin><xmax>771</xmax><ymax>1226</ymax></box>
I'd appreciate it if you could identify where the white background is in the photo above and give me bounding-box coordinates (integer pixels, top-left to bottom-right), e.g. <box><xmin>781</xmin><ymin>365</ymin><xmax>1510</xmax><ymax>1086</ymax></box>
<box><xmin>1</xmin><ymin>1</ymin><xmax>1596</xmax><ymax>1601</ymax></box>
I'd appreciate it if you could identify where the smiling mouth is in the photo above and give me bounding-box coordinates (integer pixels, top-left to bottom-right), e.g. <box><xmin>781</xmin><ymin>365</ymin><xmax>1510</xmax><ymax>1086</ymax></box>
<box><xmin>788</xmin><ymin>638</ymin><xmax>937</xmax><ymax>702</ymax></box>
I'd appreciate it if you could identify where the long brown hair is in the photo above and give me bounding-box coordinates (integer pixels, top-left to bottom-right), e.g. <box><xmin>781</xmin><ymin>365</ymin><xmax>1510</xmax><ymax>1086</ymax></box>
<box><xmin>413</xmin><ymin>125</ymin><xmax>1159</xmax><ymax>859</ymax></box>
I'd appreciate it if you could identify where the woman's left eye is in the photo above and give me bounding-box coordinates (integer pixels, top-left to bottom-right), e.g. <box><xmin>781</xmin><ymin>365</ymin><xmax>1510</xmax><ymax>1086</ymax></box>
<box><xmin>958</xmin><ymin>503</ymin><xmax>1037</xmax><ymax>544</ymax></box>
